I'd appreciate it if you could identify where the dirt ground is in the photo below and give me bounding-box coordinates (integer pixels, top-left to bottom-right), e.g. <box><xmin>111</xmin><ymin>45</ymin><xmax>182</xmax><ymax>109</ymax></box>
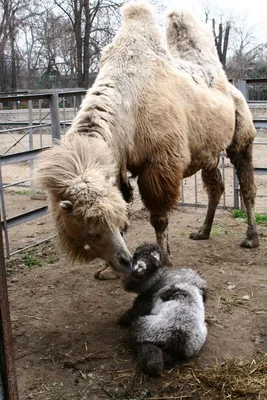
<box><xmin>4</xmin><ymin>202</ymin><xmax>267</xmax><ymax>400</ymax></box>
<box><xmin>0</xmin><ymin>130</ymin><xmax>267</xmax><ymax>399</ymax></box>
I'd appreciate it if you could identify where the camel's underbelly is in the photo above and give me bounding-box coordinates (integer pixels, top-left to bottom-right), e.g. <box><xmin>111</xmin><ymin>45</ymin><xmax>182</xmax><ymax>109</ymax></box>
<box><xmin>183</xmin><ymin>153</ymin><xmax>219</xmax><ymax>178</ymax></box>
<box><xmin>183</xmin><ymin>138</ymin><xmax>231</xmax><ymax>178</ymax></box>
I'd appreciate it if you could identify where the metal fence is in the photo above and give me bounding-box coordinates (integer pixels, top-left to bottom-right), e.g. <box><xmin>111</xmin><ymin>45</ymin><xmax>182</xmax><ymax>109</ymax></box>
<box><xmin>0</xmin><ymin>90</ymin><xmax>86</xmax><ymax>258</ymax></box>
<box><xmin>0</xmin><ymin>80</ymin><xmax>267</xmax><ymax>258</ymax></box>
<box><xmin>246</xmin><ymin>78</ymin><xmax>267</xmax><ymax>101</ymax></box>
<box><xmin>0</xmin><ymin>219</ymin><xmax>19</xmax><ymax>400</ymax></box>
<box><xmin>178</xmin><ymin>79</ymin><xmax>267</xmax><ymax>211</ymax></box>
<box><xmin>0</xmin><ymin>79</ymin><xmax>266</xmax><ymax>400</ymax></box>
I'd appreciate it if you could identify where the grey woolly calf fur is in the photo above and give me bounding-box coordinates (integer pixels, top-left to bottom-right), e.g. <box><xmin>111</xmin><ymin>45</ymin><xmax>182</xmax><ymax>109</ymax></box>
<box><xmin>120</xmin><ymin>244</ymin><xmax>207</xmax><ymax>376</ymax></box>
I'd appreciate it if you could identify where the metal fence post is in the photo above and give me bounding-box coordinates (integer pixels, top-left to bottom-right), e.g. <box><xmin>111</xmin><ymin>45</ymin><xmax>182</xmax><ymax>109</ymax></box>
<box><xmin>0</xmin><ymin>211</ymin><xmax>19</xmax><ymax>400</ymax></box>
<box><xmin>38</xmin><ymin>100</ymin><xmax>43</xmax><ymax>148</ymax></box>
<box><xmin>233</xmin><ymin>168</ymin><xmax>239</xmax><ymax>209</ymax></box>
<box><xmin>237</xmin><ymin>79</ymin><xmax>248</xmax><ymax>100</ymax></box>
<box><xmin>28</xmin><ymin>100</ymin><xmax>34</xmax><ymax>193</ymax></box>
<box><xmin>28</xmin><ymin>100</ymin><xmax>33</xmax><ymax>152</ymax></box>
<box><xmin>49</xmin><ymin>93</ymin><xmax>61</xmax><ymax>142</ymax></box>
<box><xmin>0</xmin><ymin>165</ymin><xmax>9</xmax><ymax>259</ymax></box>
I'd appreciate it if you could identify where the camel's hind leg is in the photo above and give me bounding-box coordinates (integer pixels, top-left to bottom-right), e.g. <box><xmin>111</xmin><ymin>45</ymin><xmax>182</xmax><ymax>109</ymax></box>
<box><xmin>226</xmin><ymin>142</ymin><xmax>259</xmax><ymax>248</ymax></box>
<box><xmin>190</xmin><ymin>167</ymin><xmax>224</xmax><ymax>240</ymax></box>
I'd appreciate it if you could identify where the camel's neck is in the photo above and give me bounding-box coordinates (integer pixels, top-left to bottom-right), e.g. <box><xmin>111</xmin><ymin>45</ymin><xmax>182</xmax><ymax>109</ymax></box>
<box><xmin>68</xmin><ymin>90</ymin><xmax>114</xmax><ymax>143</ymax></box>
<box><xmin>66</xmin><ymin>79</ymin><xmax>133</xmax><ymax>167</ymax></box>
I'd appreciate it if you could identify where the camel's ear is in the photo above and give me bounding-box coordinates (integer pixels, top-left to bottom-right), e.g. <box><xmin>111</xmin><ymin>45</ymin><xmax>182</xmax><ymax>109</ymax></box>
<box><xmin>202</xmin><ymin>287</ymin><xmax>208</xmax><ymax>303</ymax></box>
<box><xmin>151</xmin><ymin>251</ymin><xmax>160</xmax><ymax>261</ymax></box>
<box><xmin>60</xmin><ymin>200</ymin><xmax>73</xmax><ymax>213</ymax></box>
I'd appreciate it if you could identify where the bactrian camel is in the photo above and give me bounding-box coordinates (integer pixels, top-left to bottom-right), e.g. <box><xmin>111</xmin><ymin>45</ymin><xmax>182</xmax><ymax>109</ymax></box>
<box><xmin>36</xmin><ymin>1</ymin><xmax>259</xmax><ymax>278</ymax></box>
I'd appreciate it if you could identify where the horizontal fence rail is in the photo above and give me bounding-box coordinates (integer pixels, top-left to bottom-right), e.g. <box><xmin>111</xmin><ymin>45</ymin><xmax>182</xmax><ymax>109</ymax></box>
<box><xmin>0</xmin><ymin>90</ymin><xmax>86</xmax><ymax>258</ymax></box>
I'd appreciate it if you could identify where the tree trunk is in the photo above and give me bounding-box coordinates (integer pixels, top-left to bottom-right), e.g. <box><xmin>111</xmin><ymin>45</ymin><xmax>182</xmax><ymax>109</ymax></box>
<box><xmin>83</xmin><ymin>0</ymin><xmax>91</xmax><ymax>89</ymax></box>
<box><xmin>74</xmin><ymin>0</ymin><xmax>83</xmax><ymax>88</ymax></box>
<box><xmin>212</xmin><ymin>18</ymin><xmax>231</xmax><ymax>68</ymax></box>
<box><xmin>10</xmin><ymin>36</ymin><xmax>17</xmax><ymax>91</ymax></box>
<box><xmin>76</xmin><ymin>31</ymin><xmax>83</xmax><ymax>87</ymax></box>
<box><xmin>222</xmin><ymin>23</ymin><xmax>231</xmax><ymax>68</ymax></box>
<box><xmin>10</xmin><ymin>15</ymin><xmax>17</xmax><ymax>92</ymax></box>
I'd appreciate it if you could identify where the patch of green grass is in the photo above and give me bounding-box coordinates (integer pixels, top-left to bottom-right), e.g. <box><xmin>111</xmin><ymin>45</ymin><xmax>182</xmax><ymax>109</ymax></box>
<box><xmin>176</xmin><ymin>229</ymin><xmax>185</xmax><ymax>236</ymax></box>
<box><xmin>22</xmin><ymin>254</ymin><xmax>41</xmax><ymax>268</ymax></box>
<box><xmin>47</xmin><ymin>257</ymin><xmax>59</xmax><ymax>264</ymax></box>
<box><xmin>210</xmin><ymin>224</ymin><xmax>228</xmax><ymax>236</ymax></box>
<box><xmin>13</xmin><ymin>189</ymin><xmax>31</xmax><ymax>196</ymax></box>
<box><xmin>232</xmin><ymin>209</ymin><xmax>267</xmax><ymax>224</ymax></box>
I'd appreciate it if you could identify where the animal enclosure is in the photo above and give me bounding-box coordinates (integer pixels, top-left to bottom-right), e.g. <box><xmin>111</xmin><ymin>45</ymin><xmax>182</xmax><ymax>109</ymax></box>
<box><xmin>4</xmin><ymin>198</ymin><xmax>267</xmax><ymax>399</ymax></box>
<box><xmin>0</xmin><ymin>84</ymin><xmax>267</xmax><ymax>257</ymax></box>
<box><xmin>0</xmin><ymin>80</ymin><xmax>267</xmax><ymax>399</ymax></box>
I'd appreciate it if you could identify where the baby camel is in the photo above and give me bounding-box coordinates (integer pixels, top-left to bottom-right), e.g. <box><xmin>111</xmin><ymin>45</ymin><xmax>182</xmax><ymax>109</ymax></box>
<box><xmin>119</xmin><ymin>244</ymin><xmax>207</xmax><ymax>375</ymax></box>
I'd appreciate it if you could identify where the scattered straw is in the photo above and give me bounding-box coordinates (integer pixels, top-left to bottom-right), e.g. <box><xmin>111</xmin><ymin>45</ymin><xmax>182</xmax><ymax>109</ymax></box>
<box><xmin>102</xmin><ymin>356</ymin><xmax>267</xmax><ymax>400</ymax></box>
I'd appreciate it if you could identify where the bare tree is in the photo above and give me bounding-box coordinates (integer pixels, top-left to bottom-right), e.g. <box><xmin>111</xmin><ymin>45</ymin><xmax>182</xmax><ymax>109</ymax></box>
<box><xmin>201</xmin><ymin>0</ymin><xmax>232</xmax><ymax>68</ymax></box>
<box><xmin>212</xmin><ymin>18</ymin><xmax>231</xmax><ymax>68</ymax></box>
<box><xmin>52</xmin><ymin>0</ymin><xmax>124</xmax><ymax>88</ymax></box>
<box><xmin>226</xmin><ymin>19</ymin><xmax>267</xmax><ymax>80</ymax></box>
<box><xmin>0</xmin><ymin>0</ymin><xmax>39</xmax><ymax>91</ymax></box>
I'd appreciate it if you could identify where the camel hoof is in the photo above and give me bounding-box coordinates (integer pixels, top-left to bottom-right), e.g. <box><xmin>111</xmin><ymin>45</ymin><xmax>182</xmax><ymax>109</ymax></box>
<box><xmin>240</xmin><ymin>237</ymin><xmax>259</xmax><ymax>249</ymax></box>
<box><xmin>94</xmin><ymin>266</ymin><xmax>120</xmax><ymax>280</ymax></box>
<box><xmin>190</xmin><ymin>231</ymin><xmax>210</xmax><ymax>240</ymax></box>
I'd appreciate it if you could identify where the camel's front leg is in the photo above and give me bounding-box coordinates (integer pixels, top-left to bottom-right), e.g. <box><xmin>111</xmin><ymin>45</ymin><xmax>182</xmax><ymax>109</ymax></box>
<box><xmin>94</xmin><ymin>262</ymin><xmax>120</xmax><ymax>280</ymax></box>
<box><xmin>150</xmin><ymin>213</ymin><xmax>172</xmax><ymax>266</ymax></box>
<box><xmin>190</xmin><ymin>167</ymin><xmax>224</xmax><ymax>240</ymax></box>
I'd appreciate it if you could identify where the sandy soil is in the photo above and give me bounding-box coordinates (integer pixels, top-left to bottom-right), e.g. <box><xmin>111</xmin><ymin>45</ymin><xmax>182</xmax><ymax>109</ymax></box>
<box><xmin>0</xmin><ymin>131</ymin><xmax>266</xmax><ymax>254</ymax></box>
<box><xmin>4</xmin><ymin>205</ymin><xmax>267</xmax><ymax>400</ymax></box>
<box><xmin>1</xmin><ymin>130</ymin><xmax>267</xmax><ymax>399</ymax></box>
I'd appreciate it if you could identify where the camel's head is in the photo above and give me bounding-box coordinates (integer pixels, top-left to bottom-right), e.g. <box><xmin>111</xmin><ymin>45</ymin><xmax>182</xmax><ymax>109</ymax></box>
<box><xmin>36</xmin><ymin>137</ymin><xmax>132</xmax><ymax>274</ymax></box>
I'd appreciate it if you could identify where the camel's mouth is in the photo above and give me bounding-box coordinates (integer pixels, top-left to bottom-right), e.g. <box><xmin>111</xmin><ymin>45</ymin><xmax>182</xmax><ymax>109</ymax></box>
<box><xmin>110</xmin><ymin>254</ymin><xmax>132</xmax><ymax>274</ymax></box>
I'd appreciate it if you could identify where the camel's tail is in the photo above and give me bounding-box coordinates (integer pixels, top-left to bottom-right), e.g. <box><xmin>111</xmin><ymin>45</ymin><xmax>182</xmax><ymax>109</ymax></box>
<box><xmin>231</xmin><ymin>86</ymin><xmax>256</xmax><ymax>151</ymax></box>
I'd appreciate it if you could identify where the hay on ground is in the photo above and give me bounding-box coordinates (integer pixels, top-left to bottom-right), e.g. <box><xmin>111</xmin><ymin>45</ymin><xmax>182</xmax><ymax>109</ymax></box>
<box><xmin>104</xmin><ymin>355</ymin><xmax>267</xmax><ymax>400</ymax></box>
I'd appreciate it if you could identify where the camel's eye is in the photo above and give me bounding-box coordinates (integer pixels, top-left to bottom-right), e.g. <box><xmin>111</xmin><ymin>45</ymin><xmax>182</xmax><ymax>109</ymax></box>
<box><xmin>87</xmin><ymin>233</ymin><xmax>102</xmax><ymax>241</ymax></box>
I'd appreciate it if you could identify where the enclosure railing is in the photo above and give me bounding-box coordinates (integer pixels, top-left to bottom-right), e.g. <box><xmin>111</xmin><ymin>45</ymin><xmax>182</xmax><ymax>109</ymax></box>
<box><xmin>0</xmin><ymin>90</ymin><xmax>86</xmax><ymax>258</ymax></box>
<box><xmin>0</xmin><ymin>80</ymin><xmax>266</xmax><ymax>258</ymax></box>
<box><xmin>0</xmin><ymin>213</ymin><xmax>19</xmax><ymax>400</ymax></box>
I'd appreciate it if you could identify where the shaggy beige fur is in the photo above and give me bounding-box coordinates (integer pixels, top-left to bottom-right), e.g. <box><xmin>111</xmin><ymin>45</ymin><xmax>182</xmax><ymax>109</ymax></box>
<box><xmin>166</xmin><ymin>9</ymin><xmax>226</xmax><ymax>86</ymax></box>
<box><xmin>36</xmin><ymin>1</ymin><xmax>259</xmax><ymax>275</ymax></box>
<box><xmin>165</xmin><ymin>8</ymin><xmax>258</xmax><ymax>248</ymax></box>
<box><xmin>36</xmin><ymin>137</ymin><xmax>131</xmax><ymax>270</ymax></box>
<box><xmin>165</xmin><ymin>9</ymin><xmax>255</xmax><ymax>148</ymax></box>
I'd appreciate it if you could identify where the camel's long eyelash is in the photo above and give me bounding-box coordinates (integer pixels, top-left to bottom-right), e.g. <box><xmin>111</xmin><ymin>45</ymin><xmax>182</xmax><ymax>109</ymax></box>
<box><xmin>87</xmin><ymin>233</ymin><xmax>102</xmax><ymax>240</ymax></box>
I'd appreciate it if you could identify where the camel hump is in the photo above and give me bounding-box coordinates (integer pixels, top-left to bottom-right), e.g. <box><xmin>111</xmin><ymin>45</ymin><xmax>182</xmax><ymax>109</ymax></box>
<box><xmin>167</xmin><ymin>9</ymin><xmax>198</xmax><ymax>30</ymax></box>
<box><xmin>166</xmin><ymin>8</ymin><xmax>215</xmax><ymax>51</ymax></box>
<box><xmin>121</xmin><ymin>0</ymin><xmax>155</xmax><ymax>23</ymax></box>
